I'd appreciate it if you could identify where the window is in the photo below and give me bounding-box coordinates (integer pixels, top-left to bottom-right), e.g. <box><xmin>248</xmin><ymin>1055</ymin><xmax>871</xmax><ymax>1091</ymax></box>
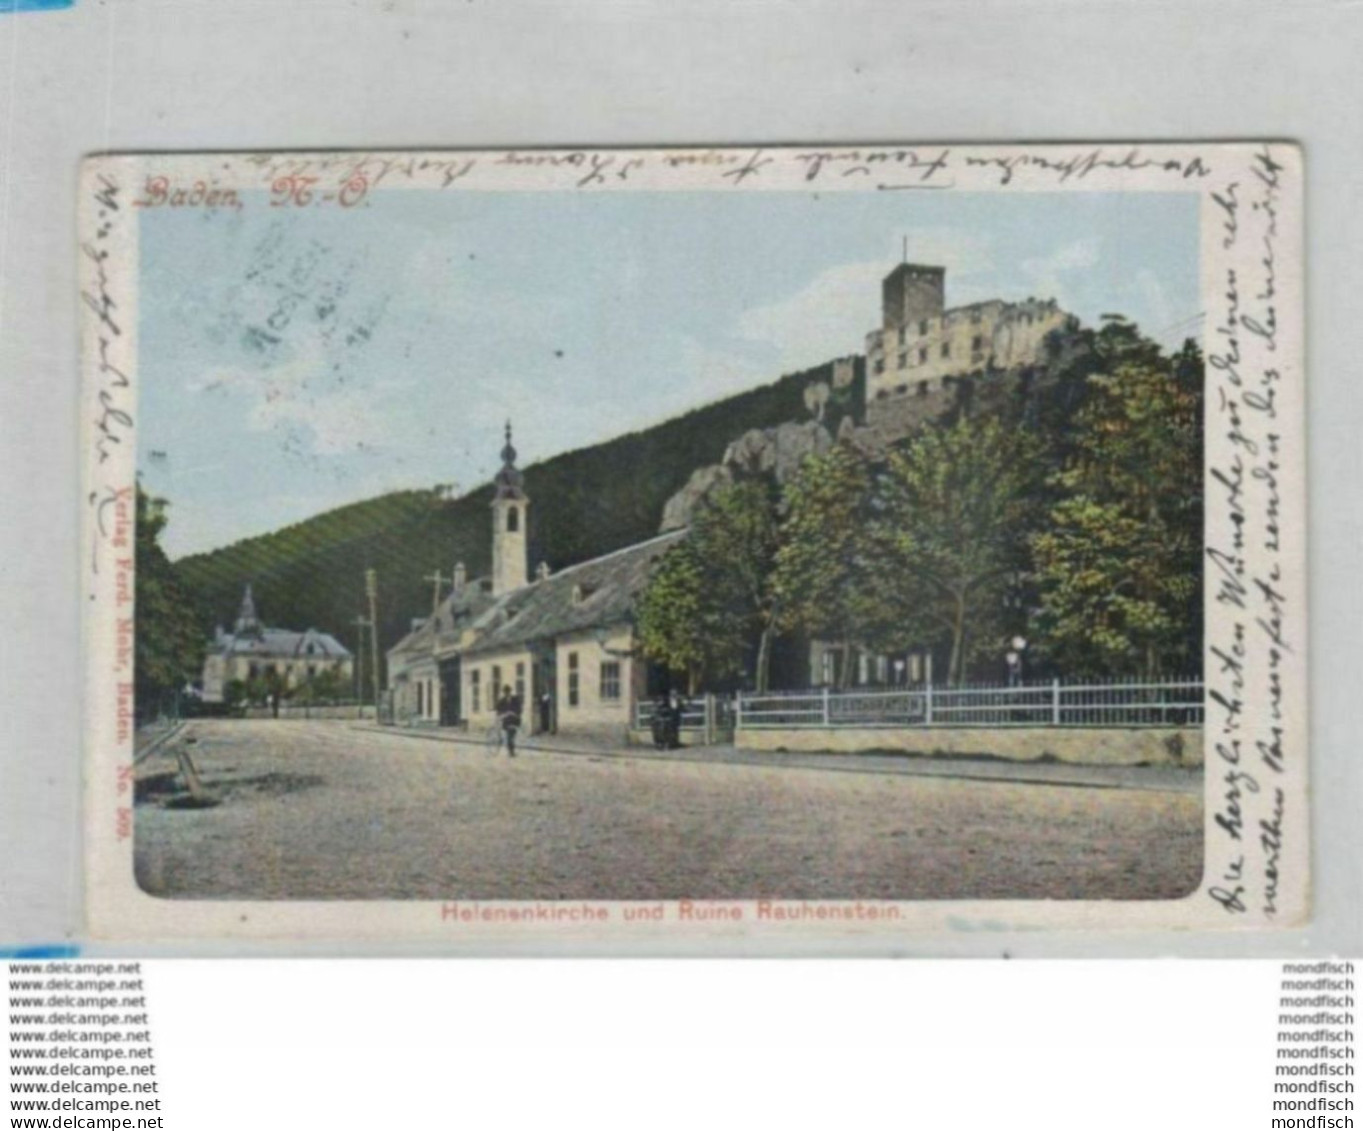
<box><xmin>471</xmin><ymin>669</ymin><xmax>481</xmax><ymax>714</ymax></box>
<box><xmin>918</xmin><ymin>347</ymin><xmax>928</xmax><ymax>364</ymax></box>
<box><xmin>972</xmin><ymin>334</ymin><xmax>984</xmax><ymax>351</ymax></box>
<box><xmin>416</xmin><ymin>682</ymin><xmax>424</xmax><ymax>716</ymax></box>
<box><xmin>918</xmin><ymin>380</ymin><xmax>929</xmax><ymax>397</ymax></box>
<box><xmin>875</xmin><ymin>389</ymin><xmax>889</xmax><ymax>400</ymax></box>
<box><xmin>895</xmin><ymin>384</ymin><xmax>908</xmax><ymax>396</ymax></box>
<box><xmin>249</xmin><ymin>663</ymin><xmax>260</xmax><ymax>679</ymax></box>
<box><xmin>897</xmin><ymin>326</ymin><xmax>906</xmax><ymax>345</ymax></box>
<box><xmin>918</xmin><ymin>319</ymin><xmax>928</xmax><ymax>335</ymax></box>
<box><xmin>515</xmin><ymin>661</ymin><xmax>525</xmax><ymax>705</ymax></box>
<box><xmin>492</xmin><ymin>665</ymin><xmax>502</xmax><ymax>699</ymax></box>
<box><xmin>506</xmin><ymin>505</ymin><xmax>519</xmax><ymax>533</ymax></box>
<box><xmin>940</xmin><ymin>342</ymin><xmax>951</xmax><ymax>358</ymax></box>
<box><xmin>897</xmin><ymin>352</ymin><xmax>907</xmax><ymax>370</ymax></box>
<box><xmin>873</xmin><ymin>359</ymin><xmax>885</xmax><ymax>375</ymax></box>
<box><xmin>600</xmin><ymin>661</ymin><xmax>621</xmax><ymax>702</ymax></box>
<box><xmin>567</xmin><ymin>652</ymin><xmax>580</xmax><ymax>708</ymax></box>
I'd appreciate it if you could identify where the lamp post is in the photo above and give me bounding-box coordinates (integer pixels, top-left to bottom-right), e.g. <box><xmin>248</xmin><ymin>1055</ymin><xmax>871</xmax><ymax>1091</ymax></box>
<box><xmin>1006</xmin><ymin>636</ymin><xmax>1028</xmax><ymax>687</ymax></box>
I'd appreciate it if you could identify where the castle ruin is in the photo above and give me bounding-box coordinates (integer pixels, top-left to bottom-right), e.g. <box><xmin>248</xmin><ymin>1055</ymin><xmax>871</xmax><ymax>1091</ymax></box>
<box><xmin>864</xmin><ymin>262</ymin><xmax>1075</xmax><ymax>439</ymax></box>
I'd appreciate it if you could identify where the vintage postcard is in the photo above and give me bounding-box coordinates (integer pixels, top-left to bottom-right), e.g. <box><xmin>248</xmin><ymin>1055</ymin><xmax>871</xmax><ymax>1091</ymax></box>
<box><xmin>81</xmin><ymin>143</ymin><xmax>1305</xmax><ymax>946</ymax></box>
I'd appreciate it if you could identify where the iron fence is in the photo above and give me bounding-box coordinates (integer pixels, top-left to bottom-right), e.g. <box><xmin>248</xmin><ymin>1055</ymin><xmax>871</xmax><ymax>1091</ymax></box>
<box><xmin>736</xmin><ymin>677</ymin><xmax>1204</xmax><ymax>730</ymax></box>
<box><xmin>633</xmin><ymin>700</ymin><xmax>709</xmax><ymax>731</ymax></box>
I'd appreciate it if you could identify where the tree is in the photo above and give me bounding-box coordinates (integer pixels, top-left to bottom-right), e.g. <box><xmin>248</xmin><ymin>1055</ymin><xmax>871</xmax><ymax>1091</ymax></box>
<box><xmin>770</xmin><ymin>443</ymin><xmax>880</xmax><ymax>688</ymax></box>
<box><xmin>308</xmin><ymin>666</ymin><xmax>349</xmax><ymax>703</ymax></box>
<box><xmin>636</xmin><ymin>479</ymin><xmax>782</xmax><ymax>691</ymax></box>
<box><xmin>636</xmin><ymin>542</ymin><xmax>741</xmax><ymax>694</ymax></box>
<box><xmin>873</xmin><ymin>416</ymin><xmax>1047</xmax><ymax>685</ymax></box>
<box><xmin>1030</xmin><ymin>353</ymin><xmax>1202</xmax><ymax>676</ymax></box>
<box><xmin>134</xmin><ymin>485</ymin><xmax>204</xmax><ymax>720</ymax></box>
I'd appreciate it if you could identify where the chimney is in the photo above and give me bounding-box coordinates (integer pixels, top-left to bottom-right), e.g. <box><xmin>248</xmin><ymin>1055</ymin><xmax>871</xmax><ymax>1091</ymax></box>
<box><xmin>453</xmin><ymin>561</ymin><xmax>467</xmax><ymax>592</ymax></box>
<box><xmin>536</xmin><ymin>561</ymin><xmax>551</xmax><ymax>582</ymax></box>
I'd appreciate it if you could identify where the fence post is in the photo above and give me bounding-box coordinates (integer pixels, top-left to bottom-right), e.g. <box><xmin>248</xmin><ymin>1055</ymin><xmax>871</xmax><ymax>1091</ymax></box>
<box><xmin>704</xmin><ymin>694</ymin><xmax>715</xmax><ymax>745</ymax></box>
<box><xmin>821</xmin><ymin>686</ymin><xmax>831</xmax><ymax>727</ymax></box>
<box><xmin>1052</xmin><ymin>678</ymin><xmax>1061</xmax><ymax>725</ymax></box>
<box><xmin>925</xmin><ymin>680</ymin><xmax>934</xmax><ymax>726</ymax></box>
<box><xmin>735</xmin><ymin>692</ymin><xmax>744</xmax><ymax>733</ymax></box>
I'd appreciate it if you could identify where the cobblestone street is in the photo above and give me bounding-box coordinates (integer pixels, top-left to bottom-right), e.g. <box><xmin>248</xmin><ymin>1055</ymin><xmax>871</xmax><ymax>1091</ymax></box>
<box><xmin>134</xmin><ymin>720</ymin><xmax>1203</xmax><ymax>902</ymax></box>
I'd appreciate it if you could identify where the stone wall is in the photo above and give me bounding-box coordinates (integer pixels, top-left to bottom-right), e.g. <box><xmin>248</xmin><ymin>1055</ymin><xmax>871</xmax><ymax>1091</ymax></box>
<box><xmin>736</xmin><ymin>725</ymin><xmax>1203</xmax><ymax>767</ymax></box>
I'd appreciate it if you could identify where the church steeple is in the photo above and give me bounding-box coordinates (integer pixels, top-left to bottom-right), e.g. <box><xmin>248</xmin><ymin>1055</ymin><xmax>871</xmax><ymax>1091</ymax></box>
<box><xmin>234</xmin><ymin>583</ymin><xmax>262</xmax><ymax>637</ymax></box>
<box><xmin>490</xmin><ymin>422</ymin><xmax>529</xmax><ymax>595</ymax></box>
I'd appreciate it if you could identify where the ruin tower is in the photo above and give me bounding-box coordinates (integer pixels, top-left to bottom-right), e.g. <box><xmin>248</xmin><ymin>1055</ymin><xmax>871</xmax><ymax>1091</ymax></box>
<box><xmin>881</xmin><ymin>263</ymin><xmax>945</xmax><ymax>330</ymax></box>
<box><xmin>490</xmin><ymin>422</ymin><xmax>529</xmax><ymax>596</ymax></box>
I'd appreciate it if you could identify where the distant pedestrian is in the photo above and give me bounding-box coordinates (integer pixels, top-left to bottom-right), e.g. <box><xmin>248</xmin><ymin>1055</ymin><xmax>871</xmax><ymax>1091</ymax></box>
<box><xmin>651</xmin><ymin>693</ymin><xmax>670</xmax><ymax>749</ymax></box>
<box><xmin>664</xmin><ymin>690</ymin><xmax>687</xmax><ymax>750</ymax></box>
<box><xmin>496</xmin><ymin>686</ymin><xmax>522</xmax><ymax>757</ymax></box>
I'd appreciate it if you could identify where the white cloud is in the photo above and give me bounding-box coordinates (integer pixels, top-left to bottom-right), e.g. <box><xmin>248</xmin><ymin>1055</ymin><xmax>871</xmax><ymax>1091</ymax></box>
<box><xmin>1018</xmin><ymin>238</ymin><xmax>1102</xmax><ymax>306</ymax></box>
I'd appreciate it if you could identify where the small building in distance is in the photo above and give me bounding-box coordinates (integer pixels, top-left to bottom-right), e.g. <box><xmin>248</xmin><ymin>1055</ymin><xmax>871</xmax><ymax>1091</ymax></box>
<box><xmin>864</xmin><ymin>262</ymin><xmax>1076</xmax><ymax>439</ymax></box>
<box><xmin>200</xmin><ymin>585</ymin><xmax>353</xmax><ymax>703</ymax></box>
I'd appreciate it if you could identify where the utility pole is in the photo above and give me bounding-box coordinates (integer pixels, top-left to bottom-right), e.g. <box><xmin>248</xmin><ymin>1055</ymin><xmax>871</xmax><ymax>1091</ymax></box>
<box><xmin>351</xmin><ymin>614</ymin><xmax>372</xmax><ymax>714</ymax></box>
<box><xmin>365</xmin><ymin>569</ymin><xmax>381</xmax><ymax>722</ymax></box>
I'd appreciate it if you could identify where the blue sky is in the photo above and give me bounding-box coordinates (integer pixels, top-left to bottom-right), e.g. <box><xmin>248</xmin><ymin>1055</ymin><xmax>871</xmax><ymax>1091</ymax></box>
<box><xmin>137</xmin><ymin>189</ymin><xmax>1200</xmax><ymax>558</ymax></box>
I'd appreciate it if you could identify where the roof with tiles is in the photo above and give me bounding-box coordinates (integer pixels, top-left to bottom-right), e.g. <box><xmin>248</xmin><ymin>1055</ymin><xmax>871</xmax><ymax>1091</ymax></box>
<box><xmin>462</xmin><ymin>529</ymin><xmax>688</xmax><ymax>658</ymax></box>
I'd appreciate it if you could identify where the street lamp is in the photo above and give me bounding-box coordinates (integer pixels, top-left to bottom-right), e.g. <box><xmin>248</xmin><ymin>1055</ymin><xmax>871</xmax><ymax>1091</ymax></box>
<box><xmin>1006</xmin><ymin>636</ymin><xmax>1028</xmax><ymax>687</ymax></box>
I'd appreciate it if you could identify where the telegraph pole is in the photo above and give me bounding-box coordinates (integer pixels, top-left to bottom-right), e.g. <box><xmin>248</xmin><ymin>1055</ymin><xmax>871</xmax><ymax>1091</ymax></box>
<box><xmin>364</xmin><ymin>569</ymin><xmax>381</xmax><ymax>721</ymax></box>
<box><xmin>351</xmin><ymin>614</ymin><xmax>372</xmax><ymax>713</ymax></box>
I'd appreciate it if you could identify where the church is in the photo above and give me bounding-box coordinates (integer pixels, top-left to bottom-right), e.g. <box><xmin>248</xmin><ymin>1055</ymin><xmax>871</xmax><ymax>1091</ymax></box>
<box><xmin>385</xmin><ymin>426</ymin><xmax>683</xmax><ymax>740</ymax></box>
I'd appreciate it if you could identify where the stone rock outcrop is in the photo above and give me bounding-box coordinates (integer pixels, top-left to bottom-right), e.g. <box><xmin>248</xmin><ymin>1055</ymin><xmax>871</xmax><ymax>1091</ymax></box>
<box><xmin>659</xmin><ymin>463</ymin><xmax>734</xmax><ymax>532</ymax></box>
<box><xmin>660</xmin><ymin>420</ymin><xmax>836</xmax><ymax>531</ymax></box>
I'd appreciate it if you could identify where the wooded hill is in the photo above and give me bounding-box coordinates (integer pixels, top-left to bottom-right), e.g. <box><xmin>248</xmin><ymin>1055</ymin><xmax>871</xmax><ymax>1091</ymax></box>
<box><xmin>172</xmin><ymin>357</ymin><xmax>865</xmax><ymax>664</ymax></box>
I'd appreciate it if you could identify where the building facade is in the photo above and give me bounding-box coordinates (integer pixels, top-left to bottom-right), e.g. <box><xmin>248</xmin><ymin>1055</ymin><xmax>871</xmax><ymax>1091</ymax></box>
<box><xmin>385</xmin><ymin>426</ymin><xmax>684</xmax><ymax>740</ymax></box>
<box><xmin>201</xmin><ymin>585</ymin><xmax>353</xmax><ymax>702</ymax></box>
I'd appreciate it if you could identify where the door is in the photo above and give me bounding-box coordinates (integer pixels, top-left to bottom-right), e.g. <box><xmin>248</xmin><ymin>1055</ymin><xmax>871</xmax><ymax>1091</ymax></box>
<box><xmin>439</xmin><ymin>656</ymin><xmax>462</xmax><ymax>726</ymax></box>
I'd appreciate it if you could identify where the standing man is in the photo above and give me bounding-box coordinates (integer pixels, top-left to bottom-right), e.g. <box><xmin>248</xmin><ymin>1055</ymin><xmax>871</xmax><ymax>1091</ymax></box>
<box><xmin>496</xmin><ymin>684</ymin><xmax>523</xmax><ymax>758</ymax></box>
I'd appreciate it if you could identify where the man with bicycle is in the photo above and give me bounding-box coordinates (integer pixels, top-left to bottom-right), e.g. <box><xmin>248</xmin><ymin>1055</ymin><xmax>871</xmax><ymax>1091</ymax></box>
<box><xmin>495</xmin><ymin>685</ymin><xmax>523</xmax><ymax>758</ymax></box>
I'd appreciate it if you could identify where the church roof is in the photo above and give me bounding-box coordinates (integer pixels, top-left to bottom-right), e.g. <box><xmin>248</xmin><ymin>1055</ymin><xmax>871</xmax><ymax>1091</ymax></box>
<box><xmin>463</xmin><ymin>529</ymin><xmax>687</xmax><ymax>657</ymax></box>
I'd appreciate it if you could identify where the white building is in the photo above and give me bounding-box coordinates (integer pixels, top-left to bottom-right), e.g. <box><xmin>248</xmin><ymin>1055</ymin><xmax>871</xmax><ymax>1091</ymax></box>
<box><xmin>386</xmin><ymin>425</ymin><xmax>684</xmax><ymax>740</ymax></box>
<box><xmin>201</xmin><ymin>585</ymin><xmax>352</xmax><ymax>702</ymax></box>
